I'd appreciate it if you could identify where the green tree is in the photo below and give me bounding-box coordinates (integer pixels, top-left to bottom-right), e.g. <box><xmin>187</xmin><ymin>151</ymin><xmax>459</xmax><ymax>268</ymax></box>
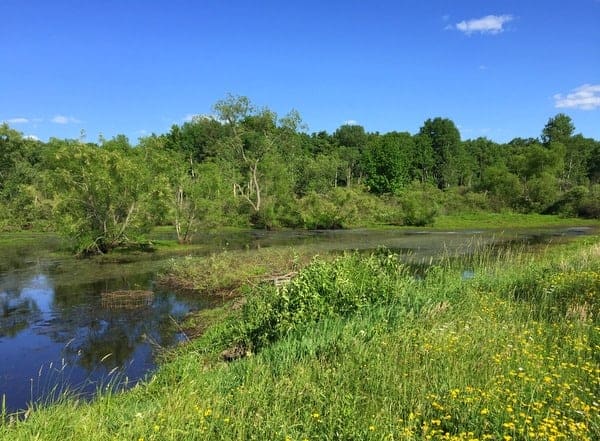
<box><xmin>164</xmin><ymin>116</ymin><xmax>227</xmax><ymax>162</ymax></box>
<box><xmin>44</xmin><ymin>139</ymin><xmax>162</xmax><ymax>255</ymax></box>
<box><xmin>172</xmin><ymin>161</ymin><xmax>230</xmax><ymax>243</ymax></box>
<box><xmin>362</xmin><ymin>132</ymin><xmax>412</xmax><ymax>194</ymax></box>
<box><xmin>211</xmin><ymin>97</ymin><xmax>268</xmax><ymax>216</ymax></box>
<box><xmin>295</xmin><ymin>153</ymin><xmax>344</xmax><ymax>196</ymax></box>
<box><xmin>589</xmin><ymin>140</ymin><xmax>600</xmax><ymax>184</ymax></box>
<box><xmin>479</xmin><ymin>165</ymin><xmax>523</xmax><ymax>210</ymax></box>
<box><xmin>541</xmin><ymin>113</ymin><xmax>574</xmax><ymax>145</ymax></box>
<box><xmin>409</xmin><ymin>133</ymin><xmax>435</xmax><ymax>184</ymax></box>
<box><xmin>0</xmin><ymin>124</ymin><xmax>48</xmax><ymax>228</ymax></box>
<box><xmin>462</xmin><ymin>137</ymin><xmax>503</xmax><ymax>188</ymax></box>
<box><xmin>211</xmin><ymin>96</ymin><xmax>305</xmax><ymax>227</ymax></box>
<box><xmin>333</xmin><ymin>124</ymin><xmax>368</xmax><ymax>187</ymax></box>
<box><xmin>418</xmin><ymin>118</ymin><xmax>463</xmax><ymax>188</ymax></box>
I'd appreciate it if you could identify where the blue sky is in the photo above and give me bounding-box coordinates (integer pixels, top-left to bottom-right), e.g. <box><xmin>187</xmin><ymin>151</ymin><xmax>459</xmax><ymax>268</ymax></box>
<box><xmin>1</xmin><ymin>0</ymin><xmax>599</xmax><ymax>144</ymax></box>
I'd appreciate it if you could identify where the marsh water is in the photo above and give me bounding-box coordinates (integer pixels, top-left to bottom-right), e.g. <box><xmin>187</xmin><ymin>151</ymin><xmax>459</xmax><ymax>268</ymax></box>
<box><xmin>0</xmin><ymin>226</ymin><xmax>595</xmax><ymax>413</ymax></box>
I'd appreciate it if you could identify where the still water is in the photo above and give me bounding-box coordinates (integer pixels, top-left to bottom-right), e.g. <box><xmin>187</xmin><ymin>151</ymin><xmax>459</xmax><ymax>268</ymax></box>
<box><xmin>0</xmin><ymin>226</ymin><xmax>595</xmax><ymax>412</ymax></box>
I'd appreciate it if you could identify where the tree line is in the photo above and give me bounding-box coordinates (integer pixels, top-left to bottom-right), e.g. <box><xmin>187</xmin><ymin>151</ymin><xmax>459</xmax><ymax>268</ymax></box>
<box><xmin>1</xmin><ymin>95</ymin><xmax>599</xmax><ymax>254</ymax></box>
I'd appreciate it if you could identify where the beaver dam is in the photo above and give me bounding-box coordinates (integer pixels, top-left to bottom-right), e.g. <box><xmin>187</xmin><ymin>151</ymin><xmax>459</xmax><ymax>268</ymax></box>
<box><xmin>100</xmin><ymin>290</ymin><xmax>154</xmax><ymax>309</ymax></box>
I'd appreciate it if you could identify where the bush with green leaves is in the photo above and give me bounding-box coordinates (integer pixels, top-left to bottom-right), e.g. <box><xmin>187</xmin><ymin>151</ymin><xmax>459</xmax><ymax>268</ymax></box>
<box><xmin>43</xmin><ymin>140</ymin><xmax>167</xmax><ymax>255</ymax></box>
<box><xmin>229</xmin><ymin>252</ymin><xmax>424</xmax><ymax>351</ymax></box>
<box><xmin>576</xmin><ymin>184</ymin><xmax>600</xmax><ymax>218</ymax></box>
<box><xmin>394</xmin><ymin>182</ymin><xmax>439</xmax><ymax>226</ymax></box>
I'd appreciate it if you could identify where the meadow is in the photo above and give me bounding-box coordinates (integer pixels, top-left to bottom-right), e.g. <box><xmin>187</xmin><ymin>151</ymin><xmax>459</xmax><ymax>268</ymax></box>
<box><xmin>1</xmin><ymin>235</ymin><xmax>599</xmax><ymax>440</ymax></box>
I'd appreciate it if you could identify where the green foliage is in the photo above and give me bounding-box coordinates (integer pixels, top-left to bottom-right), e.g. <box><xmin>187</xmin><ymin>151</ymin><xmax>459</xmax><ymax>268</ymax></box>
<box><xmin>550</xmin><ymin>184</ymin><xmax>600</xmax><ymax>219</ymax></box>
<box><xmin>576</xmin><ymin>184</ymin><xmax>600</xmax><ymax>218</ymax></box>
<box><xmin>333</xmin><ymin>124</ymin><xmax>367</xmax><ymax>150</ymax></box>
<box><xmin>436</xmin><ymin>187</ymin><xmax>491</xmax><ymax>215</ymax></box>
<box><xmin>297</xmin><ymin>190</ymin><xmax>350</xmax><ymax>229</ymax></box>
<box><xmin>0</xmin><ymin>124</ymin><xmax>48</xmax><ymax>229</ymax></box>
<box><xmin>410</xmin><ymin>133</ymin><xmax>436</xmax><ymax>183</ymax></box>
<box><xmin>418</xmin><ymin>117</ymin><xmax>464</xmax><ymax>188</ymax></box>
<box><xmin>362</xmin><ymin>131</ymin><xmax>412</xmax><ymax>194</ymax></box>
<box><xmin>43</xmin><ymin>140</ymin><xmax>163</xmax><ymax>255</ymax></box>
<box><xmin>297</xmin><ymin>187</ymin><xmax>389</xmax><ymax>229</ymax></box>
<box><xmin>589</xmin><ymin>141</ymin><xmax>600</xmax><ymax>183</ymax></box>
<box><xmin>164</xmin><ymin>116</ymin><xmax>228</xmax><ymax>162</ymax></box>
<box><xmin>394</xmin><ymin>182</ymin><xmax>439</xmax><ymax>226</ymax></box>
<box><xmin>294</xmin><ymin>154</ymin><xmax>341</xmax><ymax>196</ymax></box>
<box><xmin>523</xmin><ymin>172</ymin><xmax>561</xmax><ymax>212</ymax></box>
<box><xmin>541</xmin><ymin>113</ymin><xmax>575</xmax><ymax>145</ymax></box>
<box><xmin>462</xmin><ymin>137</ymin><xmax>503</xmax><ymax>187</ymax></box>
<box><xmin>232</xmin><ymin>252</ymin><xmax>413</xmax><ymax>350</ymax></box>
<box><xmin>2</xmin><ymin>103</ymin><xmax>600</xmax><ymax>244</ymax></box>
<box><xmin>479</xmin><ymin>165</ymin><xmax>523</xmax><ymax>210</ymax></box>
<box><xmin>562</xmin><ymin>134</ymin><xmax>594</xmax><ymax>187</ymax></box>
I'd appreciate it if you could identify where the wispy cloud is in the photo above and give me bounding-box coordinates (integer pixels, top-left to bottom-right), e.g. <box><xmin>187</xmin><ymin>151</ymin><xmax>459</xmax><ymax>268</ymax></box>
<box><xmin>554</xmin><ymin>84</ymin><xmax>600</xmax><ymax>110</ymax></box>
<box><xmin>51</xmin><ymin>115</ymin><xmax>80</xmax><ymax>124</ymax></box>
<box><xmin>453</xmin><ymin>14</ymin><xmax>514</xmax><ymax>35</ymax></box>
<box><xmin>24</xmin><ymin>134</ymin><xmax>40</xmax><ymax>141</ymax></box>
<box><xmin>6</xmin><ymin>117</ymin><xmax>29</xmax><ymax>124</ymax></box>
<box><xmin>343</xmin><ymin>119</ymin><xmax>359</xmax><ymax>126</ymax></box>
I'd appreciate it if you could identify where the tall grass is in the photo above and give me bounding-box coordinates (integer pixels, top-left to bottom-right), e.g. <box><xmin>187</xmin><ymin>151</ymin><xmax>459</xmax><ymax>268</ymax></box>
<box><xmin>1</xmin><ymin>238</ymin><xmax>599</xmax><ymax>440</ymax></box>
<box><xmin>158</xmin><ymin>246</ymin><xmax>321</xmax><ymax>293</ymax></box>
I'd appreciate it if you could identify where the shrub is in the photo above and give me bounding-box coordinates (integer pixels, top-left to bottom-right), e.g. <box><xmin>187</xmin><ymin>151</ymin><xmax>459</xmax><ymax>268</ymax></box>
<box><xmin>297</xmin><ymin>187</ymin><xmax>383</xmax><ymax>229</ymax></box>
<box><xmin>576</xmin><ymin>184</ymin><xmax>600</xmax><ymax>218</ymax></box>
<box><xmin>231</xmin><ymin>252</ymin><xmax>415</xmax><ymax>351</ymax></box>
<box><xmin>394</xmin><ymin>182</ymin><xmax>440</xmax><ymax>226</ymax></box>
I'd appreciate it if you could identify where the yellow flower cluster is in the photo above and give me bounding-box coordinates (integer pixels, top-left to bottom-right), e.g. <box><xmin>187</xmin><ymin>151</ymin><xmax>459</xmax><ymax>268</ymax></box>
<box><xmin>384</xmin><ymin>295</ymin><xmax>599</xmax><ymax>441</ymax></box>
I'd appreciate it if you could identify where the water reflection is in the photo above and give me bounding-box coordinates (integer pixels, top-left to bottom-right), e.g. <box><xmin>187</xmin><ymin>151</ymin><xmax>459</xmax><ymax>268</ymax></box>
<box><xmin>0</xmin><ymin>262</ymin><xmax>214</xmax><ymax>413</ymax></box>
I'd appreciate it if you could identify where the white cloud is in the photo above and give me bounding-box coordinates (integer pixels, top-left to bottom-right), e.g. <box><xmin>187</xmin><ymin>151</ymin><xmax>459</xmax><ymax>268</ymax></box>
<box><xmin>554</xmin><ymin>84</ymin><xmax>600</xmax><ymax>110</ymax></box>
<box><xmin>343</xmin><ymin>119</ymin><xmax>359</xmax><ymax>126</ymax></box>
<box><xmin>51</xmin><ymin>115</ymin><xmax>80</xmax><ymax>124</ymax></box>
<box><xmin>6</xmin><ymin>117</ymin><xmax>29</xmax><ymax>124</ymax></box>
<box><xmin>454</xmin><ymin>14</ymin><xmax>514</xmax><ymax>35</ymax></box>
<box><xmin>24</xmin><ymin>134</ymin><xmax>40</xmax><ymax>141</ymax></box>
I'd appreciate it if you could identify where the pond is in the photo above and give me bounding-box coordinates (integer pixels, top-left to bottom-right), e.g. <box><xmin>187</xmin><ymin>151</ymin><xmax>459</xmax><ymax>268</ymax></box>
<box><xmin>0</xmin><ymin>226</ymin><xmax>595</xmax><ymax>413</ymax></box>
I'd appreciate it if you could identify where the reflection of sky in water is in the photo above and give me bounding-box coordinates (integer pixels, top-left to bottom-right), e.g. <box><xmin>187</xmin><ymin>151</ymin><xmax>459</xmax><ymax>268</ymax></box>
<box><xmin>21</xmin><ymin>274</ymin><xmax>54</xmax><ymax>318</ymax></box>
<box><xmin>0</xmin><ymin>260</ymin><xmax>210</xmax><ymax>413</ymax></box>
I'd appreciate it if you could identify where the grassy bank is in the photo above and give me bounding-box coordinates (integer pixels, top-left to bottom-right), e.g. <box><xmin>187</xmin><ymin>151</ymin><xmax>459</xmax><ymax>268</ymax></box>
<box><xmin>1</xmin><ymin>237</ymin><xmax>599</xmax><ymax>440</ymax></box>
<box><xmin>157</xmin><ymin>246</ymin><xmax>324</xmax><ymax>294</ymax></box>
<box><xmin>433</xmin><ymin>212</ymin><xmax>599</xmax><ymax>230</ymax></box>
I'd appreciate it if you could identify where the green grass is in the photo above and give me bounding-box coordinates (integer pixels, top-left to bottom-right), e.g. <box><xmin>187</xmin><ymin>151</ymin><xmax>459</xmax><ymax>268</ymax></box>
<box><xmin>1</xmin><ymin>237</ymin><xmax>599</xmax><ymax>440</ymax></box>
<box><xmin>158</xmin><ymin>246</ymin><xmax>331</xmax><ymax>294</ymax></box>
<box><xmin>433</xmin><ymin>212</ymin><xmax>599</xmax><ymax>230</ymax></box>
<box><xmin>0</xmin><ymin>231</ymin><xmax>60</xmax><ymax>247</ymax></box>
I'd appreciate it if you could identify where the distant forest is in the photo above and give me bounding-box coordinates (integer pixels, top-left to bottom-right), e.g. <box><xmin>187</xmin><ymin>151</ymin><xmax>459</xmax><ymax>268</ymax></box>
<box><xmin>1</xmin><ymin>95</ymin><xmax>599</xmax><ymax>254</ymax></box>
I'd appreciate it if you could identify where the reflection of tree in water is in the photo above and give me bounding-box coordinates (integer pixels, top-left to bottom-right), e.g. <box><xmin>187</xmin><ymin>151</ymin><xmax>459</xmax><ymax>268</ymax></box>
<box><xmin>44</xmin><ymin>283</ymin><xmax>193</xmax><ymax>374</ymax></box>
<box><xmin>0</xmin><ymin>247</ymin><xmax>40</xmax><ymax>274</ymax></box>
<box><xmin>0</xmin><ymin>290</ymin><xmax>41</xmax><ymax>337</ymax></box>
<box><xmin>69</xmin><ymin>317</ymin><xmax>145</xmax><ymax>371</ymax></box>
